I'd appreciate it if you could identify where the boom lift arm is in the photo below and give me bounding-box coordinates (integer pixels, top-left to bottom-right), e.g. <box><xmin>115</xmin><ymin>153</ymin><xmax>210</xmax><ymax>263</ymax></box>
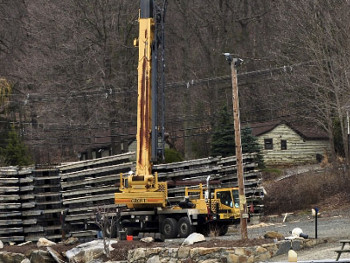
<box><xmin>115</xmin><ymin>0</ymin><xmax>167</xmax><ymax>209</ymax></box>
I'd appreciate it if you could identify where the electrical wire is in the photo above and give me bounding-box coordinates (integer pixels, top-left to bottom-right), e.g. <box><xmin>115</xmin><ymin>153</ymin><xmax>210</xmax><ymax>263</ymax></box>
<box><xmin>3</xmin><ymin>60</ymin><xmax>313</xmax><ymax>102</ymax></box>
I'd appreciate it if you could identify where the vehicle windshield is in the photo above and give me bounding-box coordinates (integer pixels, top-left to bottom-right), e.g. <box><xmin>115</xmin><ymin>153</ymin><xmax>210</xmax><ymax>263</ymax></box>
<box><xmin>217</xmin><ymin>189</ymin><xmax>240</xmax><ymax>208</ymax></box>
<box><xmin>232</xmin><ymin>189</ymin><xmax>239</xmax><ymax>208</ymax></box>
<box><xmin>217</xmin><ymin>190</ymin><xmax>233</xmax><ymax>208</ymax></box>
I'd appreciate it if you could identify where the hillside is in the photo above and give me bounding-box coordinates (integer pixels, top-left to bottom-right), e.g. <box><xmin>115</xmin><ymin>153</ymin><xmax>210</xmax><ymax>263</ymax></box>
<box><xmin>262</xmin><ymin>163</ymin><xmax>350</xmax><ymax>215</ymax></box>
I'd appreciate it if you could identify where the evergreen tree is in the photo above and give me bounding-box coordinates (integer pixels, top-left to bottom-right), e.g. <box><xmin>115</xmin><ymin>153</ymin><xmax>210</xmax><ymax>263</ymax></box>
<box><xmin>241</xmin><ymin>127</ymin><xmax>264</xmax><ymax>167</ymax></box>
<box><xmin>211</xmin><ymin>106</ymin><xmax>264</xmax><ymax>167</ymax></box>
<box><xmin>211</xmin><ymin>106</ymin><xmax>235</xmax><ymax>157</ymax></box>
<box><xmin>0</xmin><ymin>126</ymin><xmax>32</xmax><ymax>166</ymax></box>
<box><xmin>164</xmin><ymin>148</ymin><xmax>184</xmax><ymax>163</ymax></box>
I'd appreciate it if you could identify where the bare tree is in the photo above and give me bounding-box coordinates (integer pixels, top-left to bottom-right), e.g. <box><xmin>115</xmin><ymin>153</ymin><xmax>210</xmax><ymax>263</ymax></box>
<box><xmin>272</xmin><ymin>0</ymin><xmax>350</xmax><ymax>162</ymax></box>
<box><xmin>95</xmin><ymin>206</ymin><xmax>118</xmax><ymax>258</ymax></box>
<box><xmin>5</xmin><ymin>0</ymin><xmax>347</xmax><ymax>164</ymax></box>
<box><xmin>165</xmin><ymin>0</ymin><xmax>276</xmax><ymax>158</ymax></box>
<box><xmin>11</xmin><ymin>1</ymin><xmax>138</xmax><ymax>163</ymax></box>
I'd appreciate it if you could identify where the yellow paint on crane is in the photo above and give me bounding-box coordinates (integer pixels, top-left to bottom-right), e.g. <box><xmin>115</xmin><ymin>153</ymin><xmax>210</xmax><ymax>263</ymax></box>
<box><xmin>136</xmin><ymin>15</ymin><xmax>154</xmax><ymax>177</ymax></box>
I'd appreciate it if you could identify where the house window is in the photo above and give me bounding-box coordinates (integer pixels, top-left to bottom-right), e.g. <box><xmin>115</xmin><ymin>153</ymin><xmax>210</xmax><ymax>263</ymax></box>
<box><xmin>264</xmin><ymin>138</ymin><xmax>273</xmax><ymax>150</ymax></box>
<box><xmin>281</xmin><ymin>140</ymin><xmax>287</xmax><ymax>150</ymax></box>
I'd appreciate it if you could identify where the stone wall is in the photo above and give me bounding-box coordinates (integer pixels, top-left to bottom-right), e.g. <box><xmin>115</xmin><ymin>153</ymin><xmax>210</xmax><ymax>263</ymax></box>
<box><xmin>127</xmin><ymin>239</ymin><xmax>326</xmax><ymax>263</ymax></box>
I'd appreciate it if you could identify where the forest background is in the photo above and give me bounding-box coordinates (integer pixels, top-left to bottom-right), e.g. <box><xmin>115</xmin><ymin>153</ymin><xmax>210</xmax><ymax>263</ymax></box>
<box><xmin>0</xmin><ymin>0</ymin><xmax>349</xmax><ymax>165</ymax></box>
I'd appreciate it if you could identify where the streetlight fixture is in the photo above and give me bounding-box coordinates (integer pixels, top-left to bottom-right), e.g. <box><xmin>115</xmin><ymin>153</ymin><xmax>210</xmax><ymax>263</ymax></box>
<box><xmin>223</xmin><ymin>53</ymin><xmax>248</xmax><ymax>240</ymax></box>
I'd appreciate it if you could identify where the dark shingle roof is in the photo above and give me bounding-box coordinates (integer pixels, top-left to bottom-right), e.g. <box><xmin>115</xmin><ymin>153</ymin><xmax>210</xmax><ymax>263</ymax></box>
<box><xmin>247</xmin><ymin>120</ymin><xmax>328</xmax><ymax>140</ymax></box>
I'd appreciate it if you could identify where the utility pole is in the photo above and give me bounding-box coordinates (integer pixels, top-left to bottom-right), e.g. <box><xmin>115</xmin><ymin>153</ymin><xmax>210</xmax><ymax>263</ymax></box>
<box><xmin>224</xmin><ymin>53</ymin><xmax>248</xmax><ymax>239</ymax></box>
<box><xmin>347</xmin><ymin>110</ymin><xmax>350</xmax><ymax>169</ymax></box>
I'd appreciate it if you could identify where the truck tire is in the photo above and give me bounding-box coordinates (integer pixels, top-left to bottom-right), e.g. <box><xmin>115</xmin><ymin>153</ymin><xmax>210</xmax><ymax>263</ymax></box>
<box><xmin>161</xmin><ymin>218</ymin><xmax>178</xmax><ymax>239</ymax></box>
<box><xmin>178</xmin><ymin>217</ymin><xmax>194</xmax><ymax>238</ymax></box>
<box><xmin>121</xmin><ymin>219</ymin><xmax>136</xmax><ymax>236</ymax></box>
<box><xmin>106</xmin><ymin>221</ymin><xmax>118</xmax><ymax>238</ymax></box>
<box><xmin>219</xmin><ymin>224</ymin><xmax>229</xmax><ymax>236</ymax></box>
<box><xmin>198</xmin><ymin>225</ymin><xmax>210</xmax><ymax>237</ymax></box>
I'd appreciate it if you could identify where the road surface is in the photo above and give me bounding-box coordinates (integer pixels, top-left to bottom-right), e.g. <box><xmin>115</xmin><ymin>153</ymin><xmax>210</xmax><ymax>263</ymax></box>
<box><xmin>214</xmin><ymin>211</ymin><xmax>350</xmax><ymax>261</ymax></box>
<box><xmin>248</xmin><ymin>213</ymin><xmax>350</xmax><ymax>262</ymax></box>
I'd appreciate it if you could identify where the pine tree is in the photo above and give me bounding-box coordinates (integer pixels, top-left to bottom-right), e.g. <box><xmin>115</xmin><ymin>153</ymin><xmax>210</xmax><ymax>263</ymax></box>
<box><xmin>211</xmin><ymin>106</ymin><xmax>264</xmax><ymax>167</ymax></box>
<box><xmin>241</xmin><ymin>127</ymin><xmax>264</xmax><ymax>167</ymax></box>
<box><xmin>164</xmin><ymin>148</ymin><xmax>184</xmax><ymax>163</ymax></box>
<box><xmin>1</xmin><ymin>126</ymin><xmax>32</xmax><ymax>166</ymax></box>
<box><xmin>211</xmin><ymin>106</ymin><xmax>235</xmax><ymax>157</ymax></box>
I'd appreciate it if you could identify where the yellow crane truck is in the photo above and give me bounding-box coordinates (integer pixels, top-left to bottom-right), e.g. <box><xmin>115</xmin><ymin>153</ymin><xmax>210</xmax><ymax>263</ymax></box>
<box><xmin>114</xmin><ymin>0</ymin><xmax>241</xmax><ymax>239</ymax></box>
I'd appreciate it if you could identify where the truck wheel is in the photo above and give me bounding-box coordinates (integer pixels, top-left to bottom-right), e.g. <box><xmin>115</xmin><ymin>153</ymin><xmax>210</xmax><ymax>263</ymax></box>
<box><xmin>219</xmin><ymin>225</ymin><xmax>229</xmax><ymax>236</ymax></box>
<box><xmin>161</xmin><ymin>218</ymin><xmax>178</xmax><ymax>239</ymax></box>
<box><xmin>198</xmin><ymin>225</ymin><xmax>210</xmax><ymax>237</ymax></box>
<box><xmin>178</xmin><ymin>217</ymin><xmax>193</xmax><ymax>238</ymax></box>
<box><xmin>121</xmin><ymin>219</ymin><xmax>135</xmax><ymax>236</ymax></box>
<box><xmin>106</xmin><ymin>221</ymin><xmax>117</xmax><ymax>238</ymax></box>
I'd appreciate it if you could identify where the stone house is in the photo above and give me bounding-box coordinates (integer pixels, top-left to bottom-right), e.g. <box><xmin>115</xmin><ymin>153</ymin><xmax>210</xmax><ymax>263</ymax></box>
<box><xmin>249</xmin><ymin>120</ymin><xmax>330</xmax><ymax>166</ymax></box>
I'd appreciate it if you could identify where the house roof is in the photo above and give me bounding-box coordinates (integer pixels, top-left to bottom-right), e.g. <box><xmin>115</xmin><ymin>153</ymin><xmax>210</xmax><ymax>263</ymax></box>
<box><xmin>90</xmin><ymin>126</ymin><xmax>137</xmax><ymax>148</ymax></box>
<box><xmin>247</xmin><ymin>120</ymin><xmax>329</xmax><ymax>140</ymax></box>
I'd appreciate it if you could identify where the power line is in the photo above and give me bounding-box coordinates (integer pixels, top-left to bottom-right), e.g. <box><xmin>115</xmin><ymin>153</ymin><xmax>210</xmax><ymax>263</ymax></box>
<box><xmin>0</xmin><ymin>103</ymin><xmax>307</xmax><ymax>132</ymax></box>
<box><xmin>5</xmin><ymin>60</ymin><xmax>314</xmax><ymax>102</ymax></box>
<box><xmin>0</xmin><ymin>61</ymin><xmax>319</xmax><ymax>151</ymax></box>
<box><xmin>165</xmin><ymin>60</ymin><xmax>314</xmax><ymax>89</ymax></box>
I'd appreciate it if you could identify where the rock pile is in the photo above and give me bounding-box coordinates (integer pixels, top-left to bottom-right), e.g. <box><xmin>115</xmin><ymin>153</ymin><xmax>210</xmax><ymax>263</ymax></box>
<box><xmin>0</xmin><ymin>238</ymin><xmax>115</xmax><ymax>263</ymax></box>
<box><xmin>0</xmin><ymin>237</ymin><xmax>327</xmax><ymax>263</ymax></box>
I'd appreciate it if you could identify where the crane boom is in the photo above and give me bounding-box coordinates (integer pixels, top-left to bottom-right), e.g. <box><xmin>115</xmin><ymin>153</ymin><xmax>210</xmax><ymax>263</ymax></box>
<box><xmin>115</xmin><ymin>0</ymin><xmax>167</xmax><ymax>209</ymax></box>
<box><xmin>136</xmin><ymin>0</ymin><xmax>154</xmax><ymax>177</ymax></box>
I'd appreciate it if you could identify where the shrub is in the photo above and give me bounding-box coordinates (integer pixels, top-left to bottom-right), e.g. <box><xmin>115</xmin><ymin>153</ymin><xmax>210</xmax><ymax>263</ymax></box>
<box><xmin>263</xmin><ymin>168</ymin><xmax>350</xmax><ymax>214</ymax></box>
<box><xmin>164</xmin><ymin>148</ymin><xmax>183</xmax><ymax>163</ymax></box>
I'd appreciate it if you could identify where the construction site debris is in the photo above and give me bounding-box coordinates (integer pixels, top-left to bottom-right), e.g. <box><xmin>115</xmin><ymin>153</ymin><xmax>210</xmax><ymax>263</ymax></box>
<box><xmin>264</xmin><ymin>231</ymin><xmax>285</xmax><ymax>240</ymax></box>
<box><xmin>140</xmin><ymin>237</ymin><xmax>154</xmax><ymax>243</ymax></box>
<box><xmin>65</xmin><ymin>240</ymin><xmax>117</xmax><ymax>263</ymax></box>
<box><xmin>37</xmin><ymin>238</ymin><xmax>56</xmax><ymax>247</ymax></box>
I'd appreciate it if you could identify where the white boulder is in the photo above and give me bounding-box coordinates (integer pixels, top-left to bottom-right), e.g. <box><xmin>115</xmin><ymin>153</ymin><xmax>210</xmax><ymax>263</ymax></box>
<box><xmin>182</xmin><ymin>233</ymin><xmax>206</xmax><ymax>246</ymax></box>
<box><xmin>37</xmin><ymin>238</ymin><xmax>56</xmax><ymax>247</ymax></box>
<box><xmin>66</xmin><ymin>239</ymin><xmax>118</xmax><ymax>263</ymax></box>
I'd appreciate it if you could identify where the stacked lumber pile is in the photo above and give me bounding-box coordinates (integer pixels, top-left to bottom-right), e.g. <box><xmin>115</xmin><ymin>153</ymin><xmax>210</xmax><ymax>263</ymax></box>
<box><xmin>217</xmin><ymin>155</ymin><xmax>263</xmax><ymax>213</ymax></box>
<box><xmin>59</xmin><ymin>152</ymin><xmax>134</xmax><ymax>240</ymax></box>
<box><xmin>28</xmin><ymin>167</ymin><xmax>62</xmax><ymax>241</ymax></box>
<box><xmin>153</xmin><ymin>156</ymin><xmax>222</xmax><ymax>201</ymax></box>
<box><xmin>0</xmin><ymin>167</ymin><xmax>33</xmax><ymax>243</ymax></box>
<box><xmin>153</xmin><ymin>153</ymin><xmax>264</xmax><ymax>214</ymax></box>
<box><xmin>0</xmin><ymin>152</ymin><xmax>263</xmax><ymax>243</ymax></box>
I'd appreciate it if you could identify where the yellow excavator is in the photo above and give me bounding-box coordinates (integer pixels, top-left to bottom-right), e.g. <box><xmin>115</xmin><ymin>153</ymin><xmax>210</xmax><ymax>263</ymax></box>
<box><xmin>114</xmin><ymin>0</ymin><xmax>241</xmax><ymax>239</ymax></box>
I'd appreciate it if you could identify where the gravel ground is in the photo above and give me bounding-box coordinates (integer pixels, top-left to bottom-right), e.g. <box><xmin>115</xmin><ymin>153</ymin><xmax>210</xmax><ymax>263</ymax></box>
<box><xmin>269</xmin><ymin>240</ymin><xmax>342</xmax><ymax>262</ymax></box>
<box><xmin>163</xmin><ymin>210</ymin><xmax>350</xmax><ymax>261</ymax></box>
<box><xmin>248</xmin><ymin>215</ymin><xmax>350</xmax><ymax>240</ymax></box>
<box><xmin>245</xmin><ymin>211</ymin><xmax>350</xmax><ymax>262</ymax></box>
